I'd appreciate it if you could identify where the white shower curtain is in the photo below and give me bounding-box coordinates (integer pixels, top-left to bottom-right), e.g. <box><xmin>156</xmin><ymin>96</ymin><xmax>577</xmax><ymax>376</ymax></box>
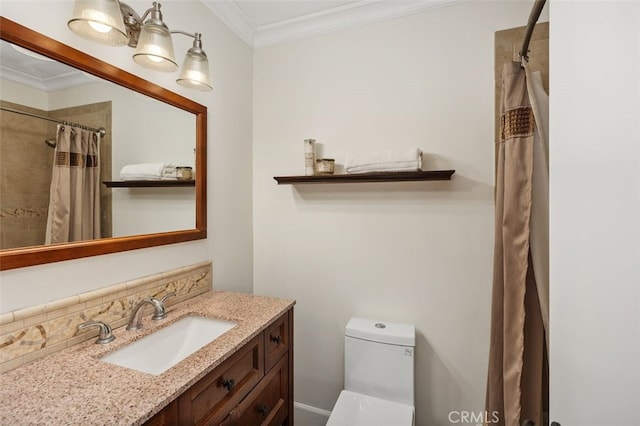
<box><xmin>45</xmin><ymin>124</ymin><xmax>101</xmax><ymax>244</ymax></box>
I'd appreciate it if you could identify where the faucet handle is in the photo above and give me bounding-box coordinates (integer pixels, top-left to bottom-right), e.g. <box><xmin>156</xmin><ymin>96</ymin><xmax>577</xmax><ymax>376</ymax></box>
<box><xmin>150</xmin><ymin>292</ymin><xmax>176</xmax><ymax>320</ymax></box>
<box><xmin>78</xmin><ymin>321</ymin><xmax>115</xmax><ymax>344</ymax></box>
<box><xmin>158</xmin><ymin>292</ymin><xmax>176</xmax><ymax>305</ymax></box>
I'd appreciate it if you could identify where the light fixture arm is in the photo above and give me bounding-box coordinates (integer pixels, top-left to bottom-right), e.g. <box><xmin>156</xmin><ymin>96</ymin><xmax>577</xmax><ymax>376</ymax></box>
<box><xmin>120</xmin><ymin>2</ymin><xmax>167</xmax><ymax>48</ymax></box>
<box><xmin>170</xmin><ymin>30</ymin><xmax>204</xmax><ymax>49</ymax></box>
<box><xmin>170</xmin><ymin>30</ymin><xmax>197</xmax><ymax>39</ymax></box>
<box><xmin>138</xmin><ymin>2</ymin><xmax>161</xmax><ymax>24</ymax></box>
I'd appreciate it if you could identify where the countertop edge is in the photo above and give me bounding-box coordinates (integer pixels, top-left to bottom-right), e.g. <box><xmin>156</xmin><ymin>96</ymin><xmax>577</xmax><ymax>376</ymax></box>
<box><xmin>0</xmin><ymin>291</ymin><xmax>295</xmax><ymax>426</ymax></box>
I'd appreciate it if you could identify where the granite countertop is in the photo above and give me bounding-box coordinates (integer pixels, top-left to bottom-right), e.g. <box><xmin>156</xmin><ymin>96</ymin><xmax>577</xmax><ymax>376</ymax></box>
<box><xmin>0</xmin><ymin>291</ymin><xmax>295</xmax><ymax>426</ymax></box>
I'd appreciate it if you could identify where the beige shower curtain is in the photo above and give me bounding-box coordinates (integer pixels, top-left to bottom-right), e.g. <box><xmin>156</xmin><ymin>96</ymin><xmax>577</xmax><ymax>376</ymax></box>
<box><xmin>45</xmin><ymin>124</ymin><xmax>101</xmax><ymax>244</ymax></box>
<box><xmin>485</xmin><ymin>61</ymin><xmax>548</xmax><ymax>426</ymax></box>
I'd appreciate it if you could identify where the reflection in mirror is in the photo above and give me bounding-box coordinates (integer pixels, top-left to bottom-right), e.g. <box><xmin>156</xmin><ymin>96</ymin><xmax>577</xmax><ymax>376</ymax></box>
<box><xmin>0</xmin><ymin>17</ymin><xmax>207</xmax><ymax>270</ymax></box>
<box><xmin>1</xmin><ymin>40</ymin><xmax>196</xmax><ymax>249</ymax></box>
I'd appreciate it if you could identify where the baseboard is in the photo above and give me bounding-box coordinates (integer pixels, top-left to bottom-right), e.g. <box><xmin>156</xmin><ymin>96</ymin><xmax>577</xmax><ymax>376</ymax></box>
<box><xmin>294</xmin><ymin>401</ymin><xmax>331</xmax><ymax>426</ymax></box>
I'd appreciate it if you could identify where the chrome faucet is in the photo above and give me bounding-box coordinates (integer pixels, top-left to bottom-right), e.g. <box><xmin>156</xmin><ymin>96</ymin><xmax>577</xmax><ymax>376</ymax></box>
<box><xmin>78</xmin><ymin>320</ymin><xmax>116</xmax><ymax>344</ymax></box>
<box><xmin>126</xmin><ymin>292</ymin><xmax>176</xmax><ymax>331</ymax></box>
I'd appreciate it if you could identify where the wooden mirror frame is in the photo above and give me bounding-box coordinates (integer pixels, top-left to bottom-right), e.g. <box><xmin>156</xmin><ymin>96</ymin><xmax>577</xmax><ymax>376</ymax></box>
<box><xmin>0</xmin><ymin>17</ymin><xmax>207</xmax><ymax>271</ymax></box>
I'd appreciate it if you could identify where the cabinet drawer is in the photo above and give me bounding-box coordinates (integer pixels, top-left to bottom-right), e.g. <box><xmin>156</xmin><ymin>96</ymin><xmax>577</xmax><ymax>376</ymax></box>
<box><xmin>223</xmin><ymin>354</ymin><xmax>288</xmax><ymax>426</ymax></box>
<box><xmin>265</xmin><ymin>311</ymin><xmax>289</xmax><ymax>372</ymax></box>
<box><xmin>178</xmin><ymin>334</ymin><xmax>264</xmax><ymax>426</ymax></box>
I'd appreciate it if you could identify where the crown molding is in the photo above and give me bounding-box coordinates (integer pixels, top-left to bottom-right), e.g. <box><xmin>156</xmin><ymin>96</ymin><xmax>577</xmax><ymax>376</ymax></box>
<box><xmin>202</xmin><ymin>0</ymin><xmax>467</xmax><ymax>48</ymax></box>
<box><xmin>201</xmin><ymin>0</ymin><xmax>256</xmax><ymax>47</ymax></box>
<box><xmin>0</xmin><ymin>66</ymin><xmax>95</xmax><ymax>92</ymax></box>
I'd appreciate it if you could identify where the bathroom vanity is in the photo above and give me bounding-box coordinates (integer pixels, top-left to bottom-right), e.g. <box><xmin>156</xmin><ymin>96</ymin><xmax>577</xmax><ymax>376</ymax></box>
<box><xmin>146</xmin><ymin>308</ymin><xmax>292</xmax><ymax>425</ymax></box>
<box><xmin>0</xmin><ymin>291</ymin><xmax>294</xmax><ymax>426</ymax></box>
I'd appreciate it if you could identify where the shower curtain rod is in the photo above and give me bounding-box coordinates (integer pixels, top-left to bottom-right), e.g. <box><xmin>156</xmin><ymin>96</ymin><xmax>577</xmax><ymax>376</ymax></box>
<box><xmin>520</xmin><ymin>0</ymin><xmax>547</xmax><ymax>61</ymax></box>
<box><xmin>0</xmin><ymin>106</ymin><xmax>107</xmax><ymax>137</ymax></box>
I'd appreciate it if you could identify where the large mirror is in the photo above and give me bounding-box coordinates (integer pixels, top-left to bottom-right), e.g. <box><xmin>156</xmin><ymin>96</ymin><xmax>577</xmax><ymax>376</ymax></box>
<box><xmin>0</xmin><ymin>17</ymin><xmax>207</xmax><ymax>270</ymax></box>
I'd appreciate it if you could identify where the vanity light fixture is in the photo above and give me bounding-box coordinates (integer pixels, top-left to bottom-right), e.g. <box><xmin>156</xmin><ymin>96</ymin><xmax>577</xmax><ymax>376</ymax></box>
<box><xmin>68</xmin><ymin>0</ymin><xmax>212</xmax><ymax>91</ymax></box>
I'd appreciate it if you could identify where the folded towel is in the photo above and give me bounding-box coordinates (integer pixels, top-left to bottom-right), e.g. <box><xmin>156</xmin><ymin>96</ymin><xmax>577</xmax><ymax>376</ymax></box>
<box><xmin>120</xmin><ymin>174</ymin><xmax>160</xmax><ymax>181</ymax></box>
<box><xmin>161</xmin><ymin>165</ymin><xmax>176</xmax><ymax>179</ymax></box>
<box><xmin>346</xmin><ymin>163</ymin><xmax>421</xmax><ymax>174</ymax></box>
<box><xmin>120</xmin><ymin>163</ymin><xmax>168</xmax><ymax>176</ymax></box>
<box><xmin>345</xmin><ymin>149</ymin><xmax>422</xmax><ymax>174</ymax></box>
<box><xmin>120</xmin><ymin>163</ymin><xmax>176</xmax><ymax>180</ymax></box>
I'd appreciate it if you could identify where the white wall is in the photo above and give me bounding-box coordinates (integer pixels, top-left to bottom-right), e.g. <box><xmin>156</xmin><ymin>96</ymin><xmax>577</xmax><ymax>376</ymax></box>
<box><xmin>1</xmin><ymin>79</ymin><xmax>49</xmax><ymax>109</ymax></box>
<box><xmin>0</xmin><ymin>0</ymin><xmax>254</xmax><ymax>312</ymax></box>
<box><xmin>252</xmin><ymin>2</ymin><xmax>545</xmax><ymax>424</ymax></box>
<box><xmin>549</xmin><ymin>1</ymin><xmax>640</xmax><ymax>424</ymax></box>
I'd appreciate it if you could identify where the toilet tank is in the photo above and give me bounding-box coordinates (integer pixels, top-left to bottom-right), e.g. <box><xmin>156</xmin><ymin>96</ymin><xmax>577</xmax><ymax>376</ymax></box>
<box><xmin>344</xmin><ymin>317</ymin><xmax>415</xmax><ymax>405</ymax></box>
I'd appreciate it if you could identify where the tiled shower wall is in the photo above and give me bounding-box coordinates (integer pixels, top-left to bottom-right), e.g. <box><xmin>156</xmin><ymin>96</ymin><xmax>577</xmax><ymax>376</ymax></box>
<box><xmin>0</xmin><ymin>102</ymin><xmax>52</xmax><ymax>249</ymax></box>
<box><xmin>0</xmin><ymin>101</ymin><xmax>112</xmax><ymax>249</ymax></box>
<box><xmin>0</xmin><ymin>261</ymin><xmax>212</xmax><ymax>373</ymax></box>
<box><xmin>494</xmin><ymin>22</ymin><xmax>549</xmax><ymax>143</ymax></box>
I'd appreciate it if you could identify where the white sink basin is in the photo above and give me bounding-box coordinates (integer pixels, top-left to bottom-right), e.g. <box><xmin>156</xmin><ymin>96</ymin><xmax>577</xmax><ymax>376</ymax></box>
<box><xmin>101</xmin><ymin>316</ymin><xmax>236</xmax><ymax>375</ymax></box>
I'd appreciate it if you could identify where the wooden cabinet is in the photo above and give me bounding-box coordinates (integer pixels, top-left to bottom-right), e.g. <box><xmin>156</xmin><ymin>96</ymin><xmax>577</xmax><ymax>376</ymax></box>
<box><xmin>145</xmin><ymin>309</ymin><xmax>293</xmax><ymax>426</ymax></box>
<box><xmin>222</xmin><ymin>355</ymin><xmax>289</xmax><ymax>426</ymax></box>
<box><xmin>178</xmin><ymin>334</ymin><xmax>264</xmax><ymax>425</ymax></box>
<box><xmin>145</xmin><ymin>400</ymin><xmax>178</xmax><ymax>426</ymax></box>
<box><xmin>264</xmin><ymin>312</ymin><xmax>289</xmax><ymax>373</ymax></box>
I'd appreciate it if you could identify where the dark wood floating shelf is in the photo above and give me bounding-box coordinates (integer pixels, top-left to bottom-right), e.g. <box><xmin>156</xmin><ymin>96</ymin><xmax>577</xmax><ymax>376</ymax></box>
<box><xmin>274</xmin><ymin>170</ymin><xmax>455</xmax><ymax>185</ymax></box>
<box><xmin>103</xmin><ymin>180</ymin><xmax>195</xmax><ymax>188</ymax></box>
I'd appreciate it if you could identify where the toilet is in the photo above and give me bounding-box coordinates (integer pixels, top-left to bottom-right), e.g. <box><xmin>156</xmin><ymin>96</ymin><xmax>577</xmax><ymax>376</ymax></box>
<box><xmin>327</xmin><ymin>317</ymin><xmax>416</xmax><ymax>426</ymax></box>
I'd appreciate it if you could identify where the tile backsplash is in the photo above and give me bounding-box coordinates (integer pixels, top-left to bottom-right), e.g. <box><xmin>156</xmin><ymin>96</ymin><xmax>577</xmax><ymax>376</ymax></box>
<box><xmin>0</xmin><ymin>261</ymin><xmax>212</xmax><ymax>373</ymax></box>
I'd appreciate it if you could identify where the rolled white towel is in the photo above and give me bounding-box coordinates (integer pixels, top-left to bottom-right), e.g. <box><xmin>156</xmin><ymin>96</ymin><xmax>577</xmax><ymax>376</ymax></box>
<box><xmin>345</xmin><ymin>148</ymin><xmax>422</xmax><ymax>174</ymax></box>
<box><xmin>120</xmin><ymin>163</ymin><xmax>175</xmax><ymax>180</ymax></box>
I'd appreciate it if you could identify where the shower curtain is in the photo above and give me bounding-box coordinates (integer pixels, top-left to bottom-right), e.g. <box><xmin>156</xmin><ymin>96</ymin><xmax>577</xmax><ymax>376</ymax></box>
<box><xmin>485</xmin><ymin>61</ymin><xmax>549</xmax><ymax>426</ymax></box>
<box><xmin>45</xmin><ymin>124</ymin><xmax>101</xmax><ymax>244</ymax></box>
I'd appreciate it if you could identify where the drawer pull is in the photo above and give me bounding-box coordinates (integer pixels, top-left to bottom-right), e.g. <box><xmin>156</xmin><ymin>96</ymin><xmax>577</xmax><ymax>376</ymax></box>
<box><xmin>257</xmin><ymin>404</ymin><xmax>268</xmax><ymax>416</ymax></box>
<box><xmin>270</xmin><ymin>334</ymin><xmax>281</xmax><ymax>345</ymax></box>
<box><xmin>222</xmin><ymin>378</ymin><xmax>235</xmax><ymax>391</ymax></box>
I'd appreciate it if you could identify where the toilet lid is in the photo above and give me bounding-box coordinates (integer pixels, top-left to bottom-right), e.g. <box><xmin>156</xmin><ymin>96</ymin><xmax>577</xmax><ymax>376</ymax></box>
<box><xmin>327</xmin><ymin>390</ymin><xmax>415</xmax><ymax>426</ymax></box>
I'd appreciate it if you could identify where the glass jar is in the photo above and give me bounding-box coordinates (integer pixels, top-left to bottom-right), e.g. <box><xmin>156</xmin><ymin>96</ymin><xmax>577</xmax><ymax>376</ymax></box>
<box><xmin>176</xmin><ymin>166</ymin><xmax>193</xmax><ymax>181</ymax></box>
<box><xmin>315</xmin><ymin>158</ymin><xmax>335</xmax><ymax>175</ymax></box>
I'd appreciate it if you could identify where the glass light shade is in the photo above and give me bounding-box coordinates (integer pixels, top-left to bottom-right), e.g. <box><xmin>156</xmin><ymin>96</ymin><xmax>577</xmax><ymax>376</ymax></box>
<box><xmin>176</xmin><ymin>48</ymin><xmax>212</xmax><ymax>91</ymax></box>
<box><xmin>67</xmin><ymin>0</ymin><xmax>128</xmax><ymax>46</ymax></box>
<box><xmin>132</xmin><ymin>21</ymin><xmax>178</xmax><ymax>72</ymax></box>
